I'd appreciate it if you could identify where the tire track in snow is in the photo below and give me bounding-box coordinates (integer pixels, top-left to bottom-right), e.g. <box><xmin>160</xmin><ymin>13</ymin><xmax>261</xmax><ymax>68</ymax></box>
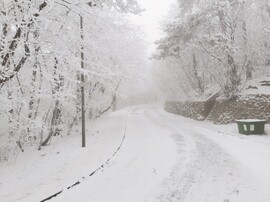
<box><xmin>40</xmin><ymin>109</ymin><xmax>130</xmax><ymax>202</ymax></box>
<box><xmin>144</xmin><ymin>107</ymin><xmax>197</xmax><ymax>202</ymax></box>
<box><xmin>156</xmin><ymin>108</ymin><xmax>239</xmax><ymax>201</ymax></box>
<box><xmin>157</xmin><ymin>133</ymin><xmax>197</xmax><ymax>202</ymax></box>
<box><xmin>153</xmin><ymin>107</ymin><xmax>264</xmax><ymax>202</ymax></box>
<box><xmin>183</xmin><ymin>131</ymin><xmax>247</xmax><ymax>202</ymax></box>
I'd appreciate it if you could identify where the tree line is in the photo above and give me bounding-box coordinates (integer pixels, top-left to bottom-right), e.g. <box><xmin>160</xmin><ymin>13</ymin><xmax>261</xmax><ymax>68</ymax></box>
<box><xmin>153</xmin><ymin>0</ymin><xmax>270</xmax><ymax>100</ymax></box>
<box><xmin>0</xmin><ymin>0</ymin><xmax>145</xmax><ymax>159</ymax></box>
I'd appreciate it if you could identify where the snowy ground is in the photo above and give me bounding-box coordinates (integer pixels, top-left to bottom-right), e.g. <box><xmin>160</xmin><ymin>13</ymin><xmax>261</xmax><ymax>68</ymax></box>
<box><xmin>1</xmin><ymin>105</ymin><xmax>270</xmax><ymax>202</ymax></box>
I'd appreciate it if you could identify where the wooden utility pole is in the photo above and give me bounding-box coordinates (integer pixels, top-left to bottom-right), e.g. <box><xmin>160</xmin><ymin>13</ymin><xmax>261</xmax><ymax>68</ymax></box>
<box><xmin>80</xmin><ymin>15</ymin><xmax>86</xmax><ymax>147</ymax></box>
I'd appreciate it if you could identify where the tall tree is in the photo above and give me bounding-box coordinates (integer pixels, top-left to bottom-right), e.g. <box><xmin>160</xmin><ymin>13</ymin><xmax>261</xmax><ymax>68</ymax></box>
<box><xmin>154</xmin><ymin>0</ymin><xmax>266</xmax><ymax>100</ymax></box>
<box><xmin>0</xmin><ymin>0</ymin><xmax>146</xmax><ymax>156</ymax></box>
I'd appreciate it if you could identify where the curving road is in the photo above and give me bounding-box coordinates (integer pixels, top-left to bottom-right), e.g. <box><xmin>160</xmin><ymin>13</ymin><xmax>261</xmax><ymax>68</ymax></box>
<box><xmin>50</xmin><ymin>105</ymin><xmax>270</xmax><ymax>202</ymax></box>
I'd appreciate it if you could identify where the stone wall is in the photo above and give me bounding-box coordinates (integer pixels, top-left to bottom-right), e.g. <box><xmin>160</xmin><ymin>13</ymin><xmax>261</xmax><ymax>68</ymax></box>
<box><xmin>165</xmin><ymin>100</ymin><xmax>212</xmax><ymax>121</ymax></box>
<box><xmin>208</xmin><ymin>94</ymin><xmax>270</xmax><ymax>124</ymax></box>
<box><xmin>165</xmin><ymin>94</ymin><xmax>270</xmax><ymax>124</ymax></box>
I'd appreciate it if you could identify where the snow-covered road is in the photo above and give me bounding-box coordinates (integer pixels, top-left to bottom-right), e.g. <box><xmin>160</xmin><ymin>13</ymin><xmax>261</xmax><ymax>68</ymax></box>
<box><xmin>53</xmin><ymin>105</ymin><xmax>270</xmax><ymax>202</ymax></box>
<box><xmin>1</xmin><ymin>105</ymin><xmax>270</xmax><ymax>202</ymax></box>
<box><xmin>144</xmin><ymin>106</ymin><xmax>270</xmax><ymax>202</ymax></box>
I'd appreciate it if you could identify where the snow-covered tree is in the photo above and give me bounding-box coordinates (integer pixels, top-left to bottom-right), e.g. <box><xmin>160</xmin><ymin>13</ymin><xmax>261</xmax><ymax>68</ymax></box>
<box><xmin>153</xmin><ymin>0</ymin><xmax>270</xmax><ymax>100</ymax></box>
<box><xmin>0</xmin><ymin>0</ymin><xmax>146</xmax><ymax>158</ymax></box>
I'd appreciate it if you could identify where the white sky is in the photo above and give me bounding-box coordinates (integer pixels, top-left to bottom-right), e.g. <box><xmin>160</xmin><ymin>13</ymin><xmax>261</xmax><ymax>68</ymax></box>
<box><xmin>130</xmin><ymin>0</ymin><xmax>177</xmax><ymax>54</ymax></box>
